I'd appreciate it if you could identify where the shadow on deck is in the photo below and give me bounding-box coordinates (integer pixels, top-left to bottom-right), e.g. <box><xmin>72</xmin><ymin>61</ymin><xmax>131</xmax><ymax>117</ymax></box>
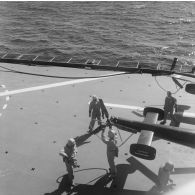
<box><xmin>44</xmin><ymin>156</ymin><xmax>163</xmax><ymax>195</ymax></box>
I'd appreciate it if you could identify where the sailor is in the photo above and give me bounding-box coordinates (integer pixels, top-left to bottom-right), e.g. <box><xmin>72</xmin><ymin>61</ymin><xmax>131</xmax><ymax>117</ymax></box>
<box><xmin>88</xmin><ymin>95</ymin><xmax>103</xmax><ymax>132</ymax></box>
<box><xmin>160</xmin><ymin>91</ymin><xmax>178</xmax><ymax>125</ymax></box>
<box><xmin>59</xmin><ymin>138</ymin><xmax>79</xmax><ymax>187</ymax></box>
<box><xmin>101</xmin><ymin>125</ymin><xmax>118</xmax><ymax>179</ymax></box>
<box><xmin>157</xmin><ymin>161</ymin><xmax>175</xmax><ymax>192</ymax></box>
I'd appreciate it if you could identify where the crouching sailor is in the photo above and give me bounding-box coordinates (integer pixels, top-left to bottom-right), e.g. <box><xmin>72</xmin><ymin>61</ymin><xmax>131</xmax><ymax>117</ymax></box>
<box><xmin>59</xmin><ymin>138</ymin><xmax>79</xmax><ymax>187</ymax></box>
<box><xmin>157</xmin><ymin>161</ymin><xmax>175</xmax><ymax>192</ymax></box>
<box><xmin>101</xmin><ymin>126</ymin><xmax>118</xmax><ymax>179</ymax></box>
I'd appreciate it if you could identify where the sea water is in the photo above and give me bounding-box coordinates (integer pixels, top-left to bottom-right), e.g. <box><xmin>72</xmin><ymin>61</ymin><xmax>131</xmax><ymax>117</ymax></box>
<box><xmin>0</xmin><ymin>1</ymin><xmax>194</xmax><ymax>67</ymax></box>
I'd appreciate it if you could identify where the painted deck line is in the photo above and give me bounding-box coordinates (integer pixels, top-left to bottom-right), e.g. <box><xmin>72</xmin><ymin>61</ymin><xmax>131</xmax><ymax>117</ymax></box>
<box><xmin>6</xmin><ymin>96</ymin><xmax>10</xmax><ymax>101</ymax></box>
<box><xmin>0</xmin><ymin>72</ymin><xmax>125</xmax><ymax>97</ymax></box>
<box><xmin>104</xmin><ymin>103</ymin><xmax>144</xmax><ymax>111</ymax></box>
<box><xmin>0</xmin><ymin>85</ymin><xmax>9</xmax><ymax>117</ymax></box>
<box><xmin>172</xmin><ymin>74</ymin><xmax>182</xmax><ymax>78</ymax></box>
<box><xmin>2</xmin><ymin>104</ymin><xmax>7</xmax><ymax>110</ymax></box>
<box><xmin>104</xmin><ymin>103</ymin><xmax>195</xmax><ymax>118</ymax></box>
<box><xmin>176</xmin><ymin>112</ymin><xmax>195</xmax><ymax>118</ymax></box>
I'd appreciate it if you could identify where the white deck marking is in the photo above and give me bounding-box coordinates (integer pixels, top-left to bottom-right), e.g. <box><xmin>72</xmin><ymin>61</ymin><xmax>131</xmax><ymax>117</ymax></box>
<box><xmin>172</xmin><ymin>74</ymin><xmax>182</xmax><ymax>78</ymax></box>
<box><xmin>104</xmin><ymin>103</ymin><xmax>144</xmax><ymax>111</ymax></box>
<box><xmin>104</xmin><ymin>102</ymin><xmax>195</xmax><ymax>119</ymax></box>
<box><xmin>3</xmin><ymin>104</ymin><xmax>7</xmax><ymax>110</ymax></box>
<box><xmin>0</xmin><ymin>84</ymin><xmax>10</xmax><ymax>117</ymax></box>
<box><xmin>0</xmin><ymin>72</ymin><xmax>125</xmax><ymax>97</ymax></box>
<box><xmin>6</xmin><ymin>96</ymin><xmax>10</xmax><ymax>101</ymax></box>
<box><xmin>176</xmin><ymin>112</ymin><xmax>195</xmax><ymax>118</ymax></box>
<box><xmin>88</xmin><ymin>102</ymin><xmax>144</xmax><ymax>111</ymax></box>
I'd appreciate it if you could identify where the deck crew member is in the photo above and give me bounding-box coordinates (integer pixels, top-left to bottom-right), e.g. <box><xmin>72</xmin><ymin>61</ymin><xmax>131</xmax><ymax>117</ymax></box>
<box><xmin>88</xmin><ymin>95</ymin><xmax>103</xmax><ymax>132</ymax></box>
<box><xmin>59</xmin><ymin>138</ymin><xmax>79</xmax><ymax>187</ymax></box>
<box><xmin>157</xmin><ymin>161</ymin><xmax>175</xmax><ymax>192</ymax></box>
<box><xmin>160</xmin><ymin>91</ymin><xmax>178</xmax><ymax>125</ymax></box>
<box><xmin>101</xmin><ymin>126</ymin><xmax>118</xmax><ymax>179</ymax></box>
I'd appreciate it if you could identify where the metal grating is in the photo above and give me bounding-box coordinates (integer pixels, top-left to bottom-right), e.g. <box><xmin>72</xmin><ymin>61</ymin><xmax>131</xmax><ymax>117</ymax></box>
<box><xmin>0</xmin><ymin>52</ymin><xmax>193</xmax><ymax>73</ymax></box>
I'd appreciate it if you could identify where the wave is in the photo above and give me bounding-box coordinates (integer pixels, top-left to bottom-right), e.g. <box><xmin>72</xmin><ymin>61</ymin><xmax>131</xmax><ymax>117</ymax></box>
<box><xmin>166</xmin><ymin>18</ymin><xmax>194</xmax><ymax>25</ymax></box>
<box><xmin>0</xmin><ymin>44</ymin><xmax>10</xmax><ymax>52</ymax></box>
<box><xmin>179</xmin><ymin>18</ymin><xmax>192</xmax><ymax>24</ymax></box>
<box><xmin>177</xmin><ymin>41</ymin><xmax>195</xmax><ymax>48</ymax></box>
<box><xmin>11</xmin><ymin>38</ymin><xmax>49</xmax><ymax>45</ymax></box>
<box><xmin>134</xmin><ymin>4</ymin><xmax>146</xmax><ymax>9</ymax></box>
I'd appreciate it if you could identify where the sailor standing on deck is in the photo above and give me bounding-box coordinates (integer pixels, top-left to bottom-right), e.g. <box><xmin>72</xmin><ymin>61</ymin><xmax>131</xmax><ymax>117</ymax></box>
<box><xmin>59</xmin><ymin>138</ymin><xmax>79</xmax><ymax>187</ymax></box>
<box><xmin>160</xmin><ymin>91</ymin><xmax>178</xmax><ymax>125</ymax></box>
<box><xmin>88</xmin><ymin>95</ymin><xmax>103</xmax><ymax>132</ymax></box>
<box><xmin>101</xmin><ymin>126</ymin><xmax>118</xmax><ymax>179</ymax></box>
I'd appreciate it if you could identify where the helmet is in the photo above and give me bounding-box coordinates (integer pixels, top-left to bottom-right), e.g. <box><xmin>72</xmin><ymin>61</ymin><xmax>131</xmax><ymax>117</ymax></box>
<box><xmin>167</xmin><ymin>91</ymin><xmax>171</xmax><ymax>96</ymax></box>
<box><xmin>92</xmin><ymin>95</ymin><xmax>98</xmax><ymax>101</ymax></box>
<box><xmin>164</xmin><ymin>161</ymin><xmax>174</xmax><ymax>172</ymax></box>
<box><xmin>67</xmin><ymin>138</ymin><xmax>76</xmax><ymax>146</ymax></box>
<box><xmin>108</xmin><ymin>129</ymin><xmax>116</xmax><ymax>139</ymax></box>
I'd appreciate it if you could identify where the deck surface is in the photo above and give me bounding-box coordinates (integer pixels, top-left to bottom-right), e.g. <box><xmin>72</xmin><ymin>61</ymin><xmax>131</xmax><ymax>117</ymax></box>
<box><xmin>0</xmin><ymin>62</ymin><xmax>195</xmax><ymax>195</ymax></box>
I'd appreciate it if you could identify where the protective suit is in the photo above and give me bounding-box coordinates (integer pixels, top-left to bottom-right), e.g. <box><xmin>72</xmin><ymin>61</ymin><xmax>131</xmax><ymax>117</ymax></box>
<box><xmin>101</xmin><ymin>127</ymin><xmax>118</xmax><ymax>178</ymax></box>
<box><xmin>59</xmin><ymin>138</ymin><xmax>78</xmax><ymax>186</ymax></box>
<box><xmin>88</xmin><ymin>95</ymin><xmax>102</xmax><ymax>131</ymax></box>
<box><xmin>157</xmin><ymin>161</ymin><xmax>175</xmax><ymax>192</ymax></box>
<box><xmin>161</xmin><ymin>91</ymin><xmax>178</xmax><ymax>125</ymax></box>
<box><xmin>88</xmin><ymin>95</ymin><xmax>109</xmax><ymax>132</ymax></box>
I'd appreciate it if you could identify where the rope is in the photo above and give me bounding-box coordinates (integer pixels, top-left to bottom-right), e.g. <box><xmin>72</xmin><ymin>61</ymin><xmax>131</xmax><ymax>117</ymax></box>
<box><xmin>118</xmin><ymin>131</ymin><xmax>134</xmax><ymax>148</ymax></box>
<box><xmin>154</xmin><ymin>76</ymin><xmax>188</xmax><ymax>94</ymax></box>
<box><xmin>95</xmin><ymin>133</ymin><xmax>102</xmax><ymax>141</ymax></box>
<box><xmin>92</xmin><ymin>120</ymin><xmax>135</xmax><ymax>148</ymax></box>
<box><xmin>0</xmin><ymin>65</ymin><xmax>127</xmax><ymax>79</ymax></box>
<box><xmin>117</xmin><ymin>127</ymin><xmax>123</xmax><ymax>142</ymax></box>
<box><xmin>56</xmin><ymin>168</ymin><xmax>108</xmax><ymax>184</ymax></box>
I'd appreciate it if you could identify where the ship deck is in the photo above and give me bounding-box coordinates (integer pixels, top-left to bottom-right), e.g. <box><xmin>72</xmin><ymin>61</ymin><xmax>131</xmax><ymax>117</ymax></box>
<box><xmin>0</xmin><ymin>62</ymin><xmax>195</xmax><ymax>195</ymax></box>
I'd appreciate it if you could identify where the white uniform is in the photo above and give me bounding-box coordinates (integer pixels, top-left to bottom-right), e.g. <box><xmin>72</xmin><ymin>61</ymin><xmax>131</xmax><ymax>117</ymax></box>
<box><xmin>59</xmin><ymin>139</ymin><xmax>78</xmax><ymax>185</ymax></box>
<box><xmin>101</xmin><ymin>129</ymin><xmax>118</xmax><ymax>178</ymax></box>
<box><xmin>157</xmin><ymin>162</ymin><xmax>174</xmax><ymax>192</ymax></box>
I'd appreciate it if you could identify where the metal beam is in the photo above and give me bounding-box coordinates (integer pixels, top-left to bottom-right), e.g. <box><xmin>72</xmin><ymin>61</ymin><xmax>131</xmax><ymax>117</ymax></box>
<box><xmin>111</xmin><ymin>116</ymin><xmax>195</xmax><ymax>148</ymax></box>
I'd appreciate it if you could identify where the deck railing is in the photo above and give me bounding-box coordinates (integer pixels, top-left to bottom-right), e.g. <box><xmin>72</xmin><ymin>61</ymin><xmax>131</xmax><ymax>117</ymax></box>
<box><xmin>0</xmin><ymin>52</ymin><xmax>193</xmax><ymax>73</ymax></box>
